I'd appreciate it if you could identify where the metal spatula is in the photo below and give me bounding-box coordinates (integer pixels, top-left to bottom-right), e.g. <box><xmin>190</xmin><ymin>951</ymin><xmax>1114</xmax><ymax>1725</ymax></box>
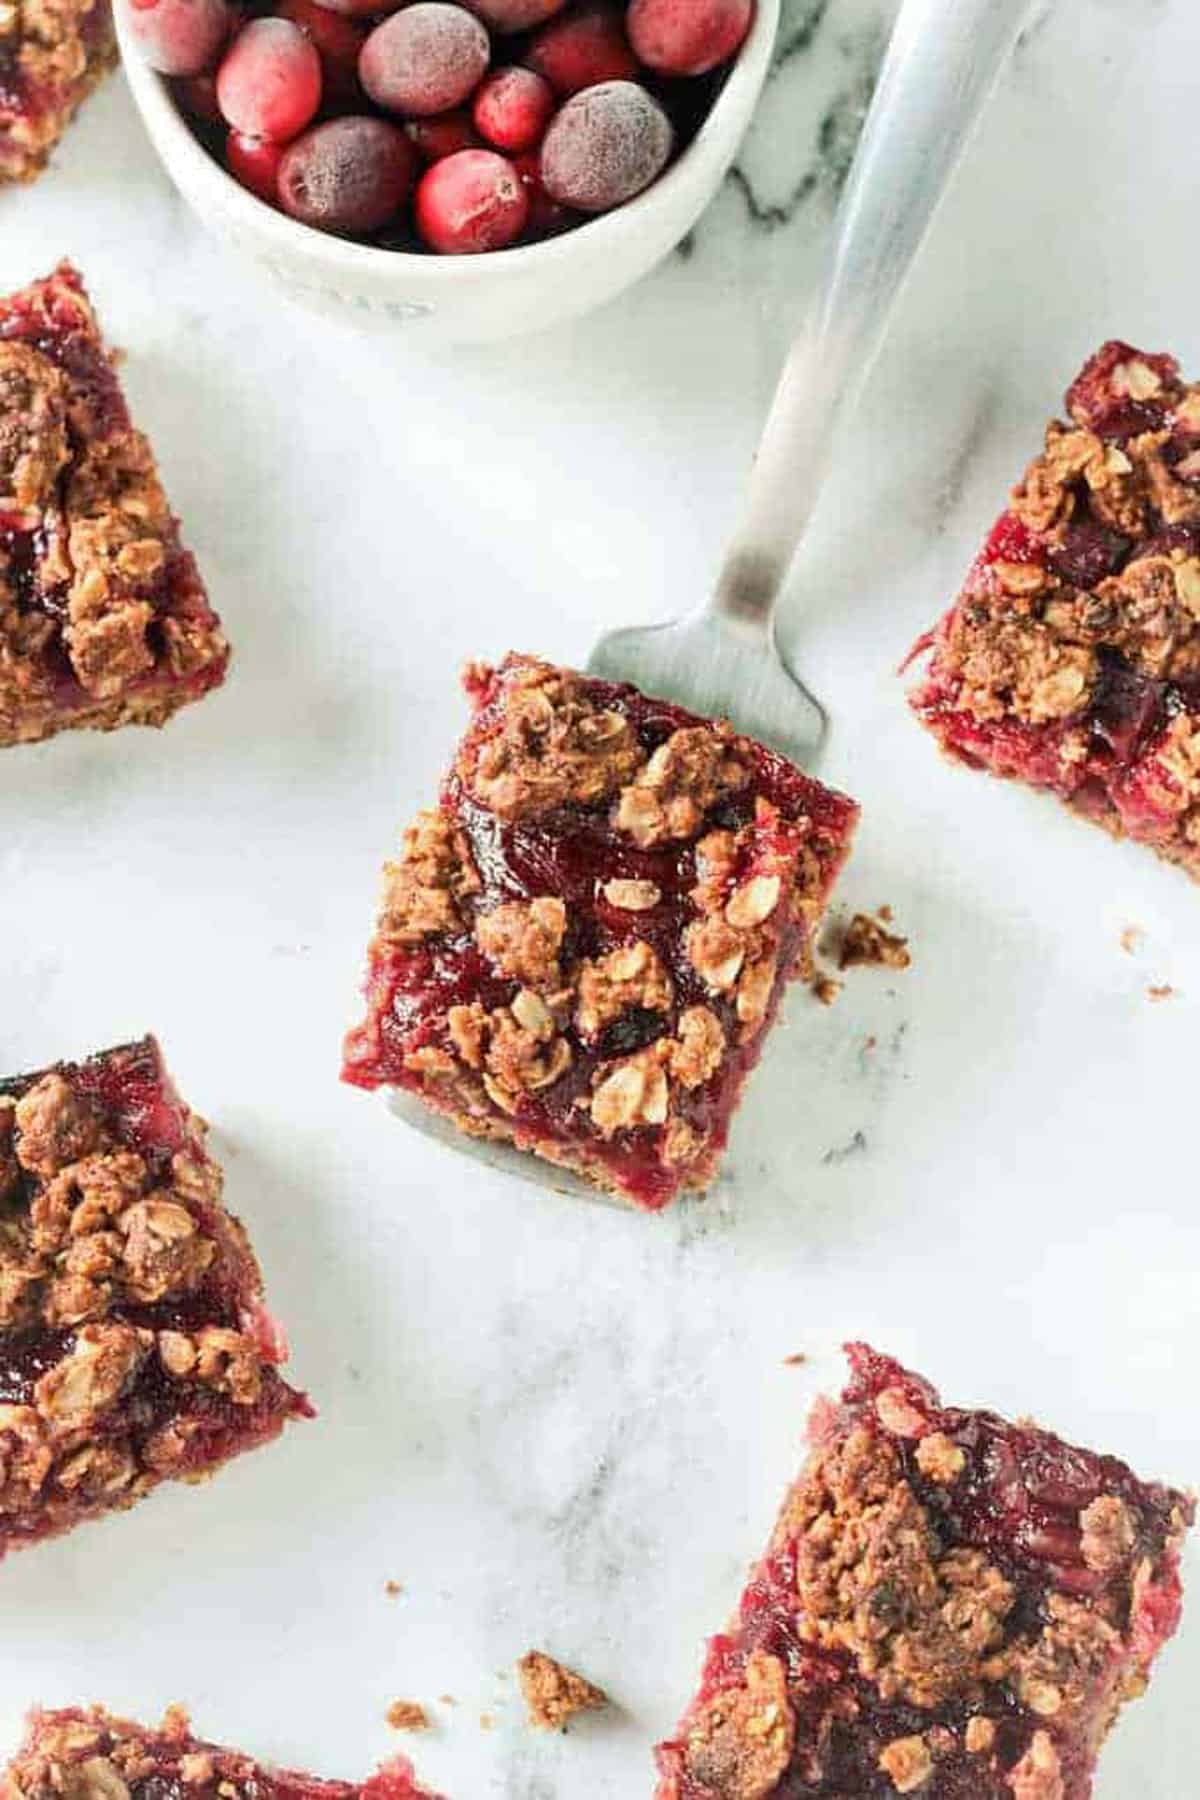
<box><xmin>389</xmin><ymin>0</ymin><xmax>1031</xmax><ymax>1202</ymax></box>
<box><xmin>589</xmin><ymin>0</ymin><xmax>1033</xmax><ymax>765</ymax></box>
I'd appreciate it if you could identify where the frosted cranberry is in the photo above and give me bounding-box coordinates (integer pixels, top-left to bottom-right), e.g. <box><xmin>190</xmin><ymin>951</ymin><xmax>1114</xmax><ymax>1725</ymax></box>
<box><xmin>123</xmin><ymin>0</ymin><xmax>232</xmax><ymax>76</ymax></box>
<box><xmin>227</xmin><ymin>130</ymin><xmax>285</xmax><ymax>203</ymax></box>
<box><xmin>540</xmin><ymin>80</ymin><xmax>672</xmax><ymax>212</ymax></box>
<box><xmin>359</xmin><ymin>4</ymin><xmax>490</xmax><ymax>118</ymax></box>
<box><xmin>627</xmin><ymin>0</ymin><xmax>752</xmax><ymax>76</ymax></box>
<box><xmin>217</xmin><ymin>19</ymin><xmax>322</xmax><ymax>141</ymax></box>
<box><xmin>405</xmin><ymin>109</ymin><xmax>481</xmax><ymax>161</ymax></box>
<box><xmin>173</xmin><ymin>70</ymin><xmax>222</xmax><ymax>120</ymax></box>
<box><xmin>473</xmin><ymin>66</ymin><xmax>553</xmax><ymax>153</ymax></box>
<box><xmin>414</xmin><ymin>148</ymin><xmax>529</xmax><ymax>252</ymax></box>
<box><xmin>513</xmin><ymin>150</ymin><xmax>571</xmax><ymax>235</ymax></box>
<box><xmin>467</xmin><ymin>0</ymin><xmax>565</xmax><ymax>28</ymax></box>
<box><xmin>275</xmin><ymin>0</ymin><xmax>365</xmax><ymax>104</ymax></box>
<box><xmin>278</xmin><ymin>116</ymin><xmax>417</xmax><ymax>233</ymax></box>
<box><xmin>525</xmin><ymin>3</ymin><xmax>637</xmax><ymax>97</ymax></box>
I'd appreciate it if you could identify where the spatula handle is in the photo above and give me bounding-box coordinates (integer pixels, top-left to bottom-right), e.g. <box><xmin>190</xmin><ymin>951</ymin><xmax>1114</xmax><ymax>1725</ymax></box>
<box><xmin>710</xmin><ymin>0</ymin><xmax>1031</xmax><ymax>636</ymax></box>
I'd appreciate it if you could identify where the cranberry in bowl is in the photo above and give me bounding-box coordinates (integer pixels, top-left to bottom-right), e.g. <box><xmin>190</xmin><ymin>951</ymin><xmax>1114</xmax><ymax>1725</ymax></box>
<box><xmin>115</xmin><ymin>0</ymin><xmax>778</xmax><ymax>343</ymax></box>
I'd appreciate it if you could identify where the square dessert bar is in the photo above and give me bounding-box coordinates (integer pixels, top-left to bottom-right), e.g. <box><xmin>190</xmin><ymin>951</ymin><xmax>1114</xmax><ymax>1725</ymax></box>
<box><xmin>910</xmin><ymin>341</ymin><xmax>1200</xmax><ymax>881</ymax></box>
<box><xmin>656</xmin><ymin>1344</ymin><xmax>1193</xmax><ymax>1799</ymax></box>
<box><xmin>0</xmin><ymin>1036</ymin><xmax>311</xmax><ymax>1560</ymax></box>
<box><xmin>0</xmin><ymin>262</ymin><xmax>228</xmax><ymax>747</ymax></box>
<box><xmin>0</xmin><ymin>0</ymin><xmax>114</xmax><ymax>185</ymax></box>
<box><xmin>342</xmin><ymin>653</ymin><xmax>859</xmax><ymax>1210</ymax></box>
<box><xmin>2</xmin><ymin>1709</ymin><xmax>445</xmax><ymax>1800</ymax></box>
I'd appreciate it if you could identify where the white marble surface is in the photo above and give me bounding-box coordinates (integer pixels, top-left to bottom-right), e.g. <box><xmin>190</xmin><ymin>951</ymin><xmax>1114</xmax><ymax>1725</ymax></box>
<box><xmin>2</xmin><ymin>0</ymin><xmax>1199</xmax><ymax>1793</ymax></box>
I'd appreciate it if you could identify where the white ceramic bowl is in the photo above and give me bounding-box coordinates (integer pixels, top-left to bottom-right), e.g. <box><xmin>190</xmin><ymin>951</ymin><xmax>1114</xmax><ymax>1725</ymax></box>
<box><xmin>116</xmin><ymin>0</ymin><xmax>779</xmax><ymax>345</ymax></box>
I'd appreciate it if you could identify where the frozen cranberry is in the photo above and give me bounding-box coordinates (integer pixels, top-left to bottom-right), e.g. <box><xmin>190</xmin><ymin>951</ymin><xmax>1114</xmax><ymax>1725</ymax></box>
<box><xmin>467</xmin><ymin>0</ymin><xmax>566</xmax><ymax>28</ymax></box>
<box><xmin>627</xmin><ymin>0</ymin><xmax>752</xmax><ymax>76</ymax></box>
<box><xmin>302</xmin><ymin>0</ymin><xmax>400</xmax><ymax>17</ymax></box>
<box><xmin>525</xmin><ymin>2</ymin><xmax>637</xmax><ymax>97</ymax></box>
<box><xmin>123</xmin><ymin>0</ymin><xmax>232</xmax><ymax>76</ymax></box>
<box><xmin>404</xmin><ymin>109</ymin><xmax>481</xmax><ymax>161</ymax></box>
<box><xmin>275</xmin><ymin>0</ymin><xmax>365</xmax><ymax>104</ymax></box>
<box><xmin>540</xmin><ymin>80</ymin><xmax>671</xmax><ymax>212</ymax></box>
<box><xmin>227</xmin><ymin>130</ymin><xmax>285</xmax><ymax>203</ymax></box>
<box><xmin>414</xmin><ymin>148</ymin><xmax>529</xmax><ymax>252</ymax></box>
<box><xmin>472</xmin><ymin>66</ymin><xmax>553</xmax><ymax>153</ymax></box>
<box><xmin>278</xmin><ymin>116</ymin><xmax>417</xmax><ymax>233</ymax></box>
<box><xmin>359</xmin><ymin>4</ymin><xmax>490</xmax><ymax>118</ymax></box>
<box><xmin>513</xmin><ymin>149</ymin><xmax>572</xmax><ymax>235</ymax></box>
<box><xmin>217</xmin><ymin>19</ymin><xmax>322</xmax><ymax>141</ymax></box>
<box><xmin>172</xmin><ymin>69</ymin><xmax>222</xmax><ymax>120</ymax></box>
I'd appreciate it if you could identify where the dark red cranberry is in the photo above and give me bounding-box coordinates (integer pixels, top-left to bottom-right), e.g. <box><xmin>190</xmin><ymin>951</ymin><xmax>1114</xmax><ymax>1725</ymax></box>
<box><xmin>414</xmin><ymin>148</ymin><xmax>530</xmax><ymax>252</ymax></box>
<box><xmin>627</xmin><ymin>0</ymin><xmax>752</xmax><ymax>75</ymax></box>
<box><xmin>525</xmin><ymin>2</ymin><xmax>638</xmax><ymax>97</ymax></box>
<box><xmin>540</xmin><ymin>80</ymin><xmax>673</xmax><ymax>212</ymax></box>
<box><xmin>468</xmin><ymin>0</ymin><xmax>565</xmax><ymax>28</ymax></box>
<box><xmin>1046</xmin><ymin>520</ymin><xmax>1129</xmax><ymax>589</ymax></box>
<box><xmin>123</xmin><ymin>0</ymin><xmax>233</xmax><ymax>76</ymax></box>
<box><xmin>404</xmin><ymin>108</ymin><xmax>481</xmax><ymax>161</ymax></box>
<box><xmin>274</xmin><ymin>0</ymin><xmax>365</xmax><ymax>105</ymax></box>
<box><xmin>1066</xmin><ymin>341</ymin><xmax>1180</xmax><ymax>440</ymax></box>
<box><xmin>512</xmin><ymin>149</ymin><xmax>572</xmax><ymax>234</ymax></box>
<box><xmin>172</xmin><ymin>69</ymin><xmax>223</xmax><ymax>120</ymax></box>
<box><xmin>226</xmin><ymin>129</ymin><xmax>286</xmax><ymax>202</ymax></box>
<box><xmin>278</xmin><ymin>115</ymin><xmax>417</xmax><ymax>232</ymax></box>
<box><xmin>472</xmin><ymin>67</ymin><xmax>554</xmax><ymax>153</ymax></box>
<box><xmin>359</xmin><ymin>4</ymin><xmax>490</xmax><ymax>117</ymax></box>
<box><xmin>217</xmin><ymin>18</ymin><xmax>323</xmax><ymax>141</ymax></box>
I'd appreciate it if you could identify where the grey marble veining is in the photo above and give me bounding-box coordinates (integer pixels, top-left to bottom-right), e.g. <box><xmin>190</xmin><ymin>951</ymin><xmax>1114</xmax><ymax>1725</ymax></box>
<box><xmin>2</xmin><ymin>1</ymin><xmax>1199</xmax><ymax>1795</ymax></box>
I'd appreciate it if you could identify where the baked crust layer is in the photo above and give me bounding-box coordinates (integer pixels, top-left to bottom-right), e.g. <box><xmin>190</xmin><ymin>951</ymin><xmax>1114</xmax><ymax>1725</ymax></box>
<box><xmin>0</xmin><ymin>0</ymin><xmax>115</xmax><ymax>185</ymax></box>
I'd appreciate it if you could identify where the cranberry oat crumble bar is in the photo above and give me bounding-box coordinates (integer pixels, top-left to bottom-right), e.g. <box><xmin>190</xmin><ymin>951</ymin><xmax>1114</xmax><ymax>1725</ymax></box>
<box><xmin>0</xmin><ymin>263</ymin><xmax>228</xmax><ymax>748</ymax></box>
<box><xmin>342</xmin><ymin>654</ymin><xmax>858</xmax><ymax>1209</ymax></box>
<box><xmin>0</xmin><ymin>1036</ymin><xmax>311</xmax><ymax>1560</ymax></box>
<box><xmin>909</xmin><ymin>341</ymin><xmax>1200</xmax><ymax>882</ymax></box>
<box><xmin>655</xmin><ymin>1344</ymin><xmax>1192</xmax><ymax>1798</ymax></box>
<box><xmin>2</xmin><ymin>1710</ymin><xmax>445</xmax><ymax>1800</ymax></box>
<box><xmin>0</xmin><ymin>0</ymin><xmax>114</xmax><ymax>185</ymax></box>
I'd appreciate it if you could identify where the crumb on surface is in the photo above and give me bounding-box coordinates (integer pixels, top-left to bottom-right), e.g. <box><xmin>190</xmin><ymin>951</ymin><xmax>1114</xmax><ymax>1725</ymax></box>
<box><xmin>386</xmin><ymin>1703</ymin><xmax>429</xmax><ymax>1732</ymax></box>
<box><xmin>1119</xmin><ymin>924</ymin><xmax>1144</xmax><ymax>954</ymax></box>
<box><xmin>384</xmin><ymin>1580</ymin><xmax>404</xmax><ymax>1597</ymax></box>
<box><xmin>517</xmin><ymin>1649</ymin><xmax>609</xmax><ymax>1731</ymax></box>
<box><xmin>812</xmin><ymin>974</ymin><xmax>842</xmax><ymax>1006</ymax></box>
<box><xmin>838</xmin><ymin>911</ymin><xmax>912</xmax><ymax>972</ymax></box>
<box><xmin>478</xmin><ymin>1713</ymin><xmax>495</xmax><ymax>1733</ymax></box>
<box><xmin>783</xmin><ymin>1353</ymin><xmax>808</xmax><ymax>1366</ymax></box>
<box><xmin>1148</xmin><ymin>984</ymin><xmax>1176</xmax><ymax>1002</ymax></box>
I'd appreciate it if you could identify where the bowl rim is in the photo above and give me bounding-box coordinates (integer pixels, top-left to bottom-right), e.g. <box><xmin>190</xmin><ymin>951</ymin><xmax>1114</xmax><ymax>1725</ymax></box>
<box><xmin>116</xmin><ymin>0</ymin><xmax>780</xmax><ymax>283</ymax></box>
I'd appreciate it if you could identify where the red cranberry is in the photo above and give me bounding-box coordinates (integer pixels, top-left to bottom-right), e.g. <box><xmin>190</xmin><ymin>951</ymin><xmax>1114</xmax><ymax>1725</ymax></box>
<box><xmin>226</xmin><ymin>130</ymin><xmax>285</xmax><ymax>202</ymax></box>
<box><xmin>301</xmin><ymin>0</ymin><xmax>400</xmax><ymax>17</ymax></box>
<box><xmin>359</xmin><ymin>4</ymin><xmax>490</xmax><ymax>118</ymax></box>
<box><xmin>540</xmin><ymin>80</ymin><xmax>672</xmax><ymax>211</ymax></box>
<box><xmin>278</xmin><ymin>115</ymin><xmax>417</xmax><ymax>232</ymax></box>
<box><xmin>627</xmin><ymin>0</ymin><xmax>752</xmax><ymax>76</ymax></box>
<box><xmin>414</xmin><ymin>148</ymin><xmax>530</xmax><ymax>252</ymax></box>
<box><xmin>405</xmin><ymin>109</ymin><xmax>481</xmax><ymax>161</ymax></box>
<box><xmin>467</xmin><ymin>0</ymin><xmax>566</xmax><ymax>28</ymax></box>
<box><xmin>274</xmin><ymin>0</ymin><xmax>365</xmax><ymax>104</ymax></box>
<box><xmin>513</xmin><ymin>149</ymin><xmax>572</xmax><ymax>235</ymax></box>
<box><xmin>525</xmin><ymin>3</ymin><xmax>637</xmax><ymax>97</ymax></box>
<box><xmin>217</xmin><ymin>18</ymin><xmax>322</xmax><ymax>141</ymax></box>
<box><xmin>472</xmin><ymin>66</ymin><xmax>554</xmax><ymax>153</ymax></box>
<box><xmin>172</xmin><ymin>70</ymin><xmax>223</xmax><ymax>120</ymax></box>
<box><xmin>123</xmin><ymin>0</ymin><xmax>232</xmax><ymax>76</ymax></box>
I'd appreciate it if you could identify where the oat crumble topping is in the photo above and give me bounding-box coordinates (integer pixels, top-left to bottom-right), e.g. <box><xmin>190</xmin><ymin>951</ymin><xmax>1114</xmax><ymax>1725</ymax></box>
<box><xmin>516</xmin><ymin>1651</ymin><xmax>608</xmax><ymax>1730</ymax></box>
